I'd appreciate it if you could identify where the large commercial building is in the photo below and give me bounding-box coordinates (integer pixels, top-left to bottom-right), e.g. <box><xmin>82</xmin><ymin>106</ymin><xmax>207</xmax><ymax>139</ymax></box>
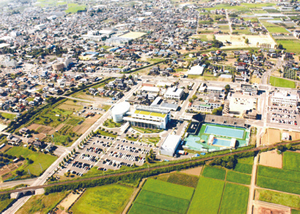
<box><xmin>271</xmin><ymin>92</ymin><xmax>299</xmax><ymax>107</ymax></box>
<box><xmin>164</xmin><ymin>87</ymin><xmax>184</xmax><ymax>100</ymax></box>
<box><xmin>123</xmin><ymin>105</ymin><xmax>171</xmax><ymax>129</ymax></box>
<box><xmin>160</xmin><ymin>134</ymin><xmax>181</xmax><ymax>156</ymax></box>
<box><xmin>110</xmin><ymin>102</ymin><xmax>130</xmax><ymax>123</ymax></box>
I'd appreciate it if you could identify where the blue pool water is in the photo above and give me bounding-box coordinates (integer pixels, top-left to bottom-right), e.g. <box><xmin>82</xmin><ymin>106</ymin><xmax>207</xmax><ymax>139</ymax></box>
<box><xmin>205</xmin><ymin>125</ymin><xmax>244</xmax><ymax>139</ymax></box>
<box><xmin>212</xmin><ymin>138</ymin><xmax>231</xmax><ymax>147</ymax></box>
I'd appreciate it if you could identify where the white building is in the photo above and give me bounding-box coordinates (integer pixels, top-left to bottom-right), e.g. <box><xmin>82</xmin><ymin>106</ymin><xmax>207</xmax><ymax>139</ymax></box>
<box><xmin>229</xmin><ymin>94</ymin><xmax>257</xmax><ymax>114</ymax></box>
<box><xmin>110</xmin><ymin>102</ymin><xmax>130</xmax><ymax>123</ymax></box>
<box><xmin>123</xmin><ymin>106</ymin><xmax>170</xmax><ymax>129</ymax></box>
<box><xmin>188</xmin><ymin>65</ymin><xmax>204</xmax><ymax>75</ymax></box>
<box><xmin>164</xmin><ymin>87</ymin><xmax>184</xmax><ymax>100</ymax></box>
<box><xmin>160</xmin><ymin>135</ymin><xmax>181</xmax><ymax>156</ymax></box>
<box><xmin>271</xmin><ymin>92</ymin><xmax>299</xmax><ymax>107</ymax></box>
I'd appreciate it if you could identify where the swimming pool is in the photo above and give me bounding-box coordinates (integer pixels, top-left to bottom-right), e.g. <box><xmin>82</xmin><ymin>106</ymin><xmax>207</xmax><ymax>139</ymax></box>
<box><xmin>204</xmin><ymin>125</ymin><xmax>244</xmax><ymax>139</ymax></box>
<box><xmin>212</xmin><ymin>138</ymin><xmax>232</xmax><ymax>147</ymax></box>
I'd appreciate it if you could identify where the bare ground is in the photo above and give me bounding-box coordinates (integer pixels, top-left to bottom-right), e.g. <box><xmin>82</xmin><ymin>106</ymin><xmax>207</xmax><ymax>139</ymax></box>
<box><xmin>180</xmin><ymin>166</ymin><xmax>203</xmax><ymax>176</ymax></box>
<box><xmin>259</xmin><ymin>150</ymin><xmax>282</xmax><ymax>169</ymax></box>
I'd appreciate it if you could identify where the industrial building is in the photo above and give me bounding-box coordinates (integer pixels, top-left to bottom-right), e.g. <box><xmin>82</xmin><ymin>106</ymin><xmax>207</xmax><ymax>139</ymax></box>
<box><xmin>123</xmin><ymin>105</ymin><xmax>170</xmax><ymax>129</ymax></box>
<box><xmin>160</xmin><ymin>134</ymin><xmax>182</xmax><ymax>156</ymax></box>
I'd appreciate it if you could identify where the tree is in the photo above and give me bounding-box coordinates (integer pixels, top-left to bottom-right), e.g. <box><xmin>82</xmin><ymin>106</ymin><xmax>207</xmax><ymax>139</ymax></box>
<box><xmin>245</xmin><ymin>38</ymin><xmax>249</xmax><ymax>44</ymax></box>
<box><xmin>225</xmin><ymin>84</ymin><xmax>230</xmax><ymax>93</ymax></box>
<box><xmin>278</xmin><ymin>44</ymin><xmax>283</xmax><ymax>49</ymax></box>
<box><xmin>212</xmin><ymin>107</ymin><xmax>223</xmax><ymax>115</ymax></box>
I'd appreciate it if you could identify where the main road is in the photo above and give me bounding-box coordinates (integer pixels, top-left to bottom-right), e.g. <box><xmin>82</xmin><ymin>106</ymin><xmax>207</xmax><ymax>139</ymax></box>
<box><xmin>4</xmin><ymin>81</ymin><xmax>142</xmax><ymax>214</ymax></box>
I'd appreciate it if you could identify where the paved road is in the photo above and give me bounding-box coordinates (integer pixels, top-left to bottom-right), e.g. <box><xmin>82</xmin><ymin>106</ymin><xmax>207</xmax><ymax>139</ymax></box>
<box><xmin>4</xmin><ymin>82</ymin><xmax>142</xmax><ymax>214</ymax></box>
<box><xmin>0</xmin><ymin>178</ymin><xmax>37</xmax><ymax>190</ymax></box>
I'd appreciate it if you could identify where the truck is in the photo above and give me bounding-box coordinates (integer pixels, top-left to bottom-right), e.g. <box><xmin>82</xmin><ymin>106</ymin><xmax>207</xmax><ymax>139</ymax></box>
<box><xmin>177</xmin><ymin>150</ymin><xmax>187</xmax><ymax>155</ymax></box>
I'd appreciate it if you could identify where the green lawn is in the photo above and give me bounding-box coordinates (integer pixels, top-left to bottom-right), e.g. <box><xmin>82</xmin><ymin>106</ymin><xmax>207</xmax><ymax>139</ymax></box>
<box><xmin>270</xmin><ymin>76</ymin><xmax>296</xmax><ymax>88</ymax></box>
<box><xmin>276</xmin><ymin>39</ymin><xmax>300</xmax><ymax>54</ymax></box>
<box><xmin>258</xmin><ymin>165</ymin><xmax>300</xmax><ymax>183</ymax></box>
<box><xmin>133</xmin><ymin>127</ymin><xmax>163</xmax><ymax>134</ymax></box>
<box><xmin>129</xmin><ymin>203</ymin><xmax>177</xmax><ymax>214</ymax></box>
<box><xmin>142</xmin><ymin>179</ymin><xmax>194</xmax><ymax>200</ymax></box>
<box><xmin>71</xmin><ymin>185</ymin><xmax>133</xmax><ymax>214</ymax></box>
<box><xmin>17</xmin><ymin>191</ymin><xmax>68</xmax><ymax>214</ymax></box>
<box><xmin>0</xmin><ymin>113</ymin><xmax>16</xmax><ymax>120</ymax></box>
<box><xmin>257</xmin><ymin>176</ymin><xmax>300</xmax><ymax>194</ymax></box>
<box><xmin>0</xmin><ymin>199</ymin><xmax>14</xmax><ymax>213</ymax></box>
<box><xmin>219</xmin><ymin>183</ymin><xmax>249</xmax><ymax>214</ymax></box>
<box><xmin>258</xmin><ymin>189</ymin><xmax>300</xmax><ymax>209</ymax></box>
<box><xmin>292</xmin><ymin>210</ymin><xmax>300</xmax><ymax>214</ymax></box>
<box><xmin>5</xmin><ymin>147</ymin><xmax>57</xmax><ymax>177</ymax></box>
<box><xmin>234</xmin><ymin>163</ymin><xmax>253</xmax><ymax>174</ymax></box>
<box><xmin>65</xmin><ymin>3</ymin><xmax>86</xmax><ymax>13</ymax></box>
<box><xmin>188</xmin><ymin>177</ymin><xmax>225</xmax><ymax>214</ymax></box>
<box><xmin>226</xmin><ymin>171</ymin><xmax>251</xmax><ymax>185</ymax></box>
<box><xmin>139</xmin><ymin>136</ymin><xmax>160</xmax><ymax>145</ymax></box>
<box><xmin>283</xmin><ymin>151</ymin><xmax>300</xmax><ymax>171</ymax></box>
<box><xmin>97</xmin><ymin>130</ymin><xmax>117</xmax><ymax>138</ymax></box>
<box><xmin>202</xmin><ymin>166</ymin><xmax>226</xmax><ymax>180</ymax></box>
<box><xmin>103</xmin><ymin>119</ymin><xmax>121</xmax><ymax>128</ymax></box>
<box><xmin>167</xmin><ymin>173</ymin><xmax>199</xmax><ymax>188</ymax></box>
<box><xmin>132</xmin><ymin>190</ymin><xmax>190</xmax><ymax>214</ymax></box>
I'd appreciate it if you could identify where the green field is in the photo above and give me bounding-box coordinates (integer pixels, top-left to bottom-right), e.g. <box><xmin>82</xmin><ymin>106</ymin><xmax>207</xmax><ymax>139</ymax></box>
<box><xmin>17</xmin><ymin>191</ymin><xmax>68</xmax><ymax>214</ymax></box>
<box><xmin>0</xmin><ymin>113</ymin><xmax>16</xmax><ymax>120</ymax></box>
<box><xmin>132</xmin><ymin>190</ymin><xmax>190</xmax><ymax>214</ymax></box>
<box><xmin>142</xmin><ymin>179</ymin><xmax>194</xmax><ymax>200</ymax></box>
<box><xmin>103</xmin><ymin>119</ymin><xmax>121</xmax><ymax>128</ymax></box>
<box><xmin>258</xmin><ymin>189</ymin><xmax>300</xmax><ymax>209</ymax></box>
<box><xmin>71</xmin><ymin>185</ymin><xmax>133</xmax><ymax>214</ymax></box>
<box><xmin>276</xmin><ymin>39</ymin><xmax>300</xmax><ymax>54</ymax></box>
<box><xmin>226</xmin><ymin>171</ymin><xmax>251</xmax><ymax>185</ymax></box>
<box><xmin>258</xmin><ymin>165</ymin><xmax>300</xmax><ymax>183</ymax></box>
<box><xmin>234</xmin><ymin>163</ymin><xmax>253</xmax><ymax>174</ymax></box>
<box><xmin>188</xmin><ymin>177</ymin><xmax>224</xmax><ymax>214</ymax></box>
<box><xmin>238</xmin><ymin>157</ymin><xmax>254</xmax><ymax>165</ymax></box>
<box><xmin>0</xmin><ymin>198</ymin><xmax>14</xmax><ymax>213</ymax></box>
<box><xmin>202</xmin><ymin>166</ymin><xmax>226</xmax><ymax>180</ymax></box>
<box><xmin>129</xmin><ymin>202</ymin><xmax>177</xmax><ymax>214</ymax></box>
<box><xmin>270</xmin><ymin>76</ymin><xmax>296</xmax><ymax>88</ymax></box>
<box><xmin>257</xmin><ymin>176</ymin><xmax>300</xmax><ymax>194</ymax></box>
<box><xmin>283</xmin><ymin>151</ymin><xmax>300</xmax><ymax>171</ymax></box>
<box><xmin>5</xmin><ymin>147</ymin><xmax>57</xmax><ymax>178</ymax></box>
<box><xmin>219</xmin><ymin>183</ymin><xmax>249</xmax><ymax>214</ymax></box>
<box><xmin>65</xmin><ymin>3</ymin><xmax>86</xmax><ymax>13</ymax></box>
<box><xmin>167</xmin><ymin>173</ymin><xmax>199</xmax><ymax>188</ymax></box>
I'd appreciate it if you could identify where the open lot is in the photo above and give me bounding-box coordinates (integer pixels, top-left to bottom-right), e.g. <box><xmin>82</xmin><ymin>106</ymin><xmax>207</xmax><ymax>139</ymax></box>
<box><xmin>188</xmin><ymin>176</ymin><xmax>224</xmax><ymax>214</ymax></box>
<box><xmin>119</xmin><ymin>32</ymin><xmax>146</xmax><ymax>39</ymax></box>
<box><xmin>71</xmin><ymin>185</ymin><xmax>133</xmax><ymax>214</ymax></box>
<box><xmin>261</xmin><ymin>128</ymin><xmax>281</xmax><ymax>145</ymax></box>
<box><xmin>16</xmin><ymin>191</ymin><xmax>68</xmax><ymax>214</ymax></box>
<box><xmin>5</xmin><ymin>146</ymin><xmax>57</xmax><ymax>179</ymax></box>
<box><xmin>259</xmin><ymin>150</ymin><xmax>282</xmax><ymax>168</ymax></box>
<box><xmin>65</xmin><ymin>3</ymin><xmax>86</xmax><ymax>13</ymax></box>
<box><xmin>270</xmin><ymin>76</ymin><xmax>296</xmax><ymax>88</ymax></box>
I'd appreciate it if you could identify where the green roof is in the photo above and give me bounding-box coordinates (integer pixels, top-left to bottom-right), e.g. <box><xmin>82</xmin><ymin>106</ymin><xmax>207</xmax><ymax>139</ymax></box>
<box><xmin>135</xmin><ymin>110</ymin><xmax>166</xmax><ymax>118</ymax></box>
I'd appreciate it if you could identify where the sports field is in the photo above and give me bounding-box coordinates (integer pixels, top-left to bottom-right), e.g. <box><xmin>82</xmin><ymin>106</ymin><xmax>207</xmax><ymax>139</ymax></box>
<box><xmin>270</xmin><ymin>76</ymin><xmax>296</xmax><ymax>88</ymax></box>
<box><xmin>120</xmin><ymin>32</ymin><xmax>146</xmax><ymax>39</ymax></box>
<box><xmin>188</xmin><ymin>177</ymin><xmax>225</xmax><ymax>214</ymax></box>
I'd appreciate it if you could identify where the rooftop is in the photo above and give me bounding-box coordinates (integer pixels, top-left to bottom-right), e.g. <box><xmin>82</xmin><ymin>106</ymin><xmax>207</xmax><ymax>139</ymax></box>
<box><xmin>134</xmin><ymin>110</ymin><xmax>166</xmax><ymax>118</ymax></box>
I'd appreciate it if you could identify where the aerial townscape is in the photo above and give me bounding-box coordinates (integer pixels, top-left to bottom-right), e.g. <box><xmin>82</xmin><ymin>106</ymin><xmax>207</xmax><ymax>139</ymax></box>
<box><xmin>2</xmin><ymin>0</ymin><xmax>300</xmax><ymax>213</ymax></box>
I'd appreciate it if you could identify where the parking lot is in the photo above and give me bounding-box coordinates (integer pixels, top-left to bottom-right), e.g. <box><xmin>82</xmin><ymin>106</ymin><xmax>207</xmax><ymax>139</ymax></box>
<box><xmin>57</xmin><ymin>134</ymin><xmax>156</xmax><ymax>177</ymax></box>
<box><xmin>268</xmin><ymin>106</ymin><xmax>299</xmax><ymax>126</ymax></box>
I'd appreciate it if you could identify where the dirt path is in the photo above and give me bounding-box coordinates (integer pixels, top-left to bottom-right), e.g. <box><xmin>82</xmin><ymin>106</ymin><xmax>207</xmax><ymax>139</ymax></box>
<box><xmin>247</xmin><ymin>154</ymin><xmax>258</xmax><ymax>214</ymax></box>
<box><xmin>122</xmin><ymin>178</ymin><xmax>146</xmax><ymax>214</ymax></box>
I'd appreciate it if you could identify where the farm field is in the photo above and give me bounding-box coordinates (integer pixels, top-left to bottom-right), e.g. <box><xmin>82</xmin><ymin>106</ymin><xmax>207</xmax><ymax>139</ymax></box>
<box><xmin>219</xmin><ymin>183</ymin><xmax>249</xmax><ymax>214</ymax></box>
<box><xmin>276</xmin><ymin>39</ymin><xmax>300</xmax><ymax>54</ymax></box>
<box><xmin>283</xmin><ymin>151</ymin><xmax>300</xmax><ymax>171</ymax></box>
<box><xmin>257</xmin><ymin>189</ymin><xmax>300</xmax><ymax>209</ymax></box>
<box><xmin>188</xmin><ymin>177</ymin><xmax>224</xmax><ymax>214</ymax></box>
<box><xmin>167</xmin><ymin>172</ymin><xmax>199</xmax><ymax>188</ymax></box>
<box><xmin>257</xmin><ymin>176</ymin><xmax>300</xmax><ymax>195</ymax></box>
<box><xmin>270</xmin><ymin>76</ymin><xmax>296</xmax><ymax>88</ymax></box>
<box><xmin>226</xmin><ymin>171</ymin><xmax>251</xmax><ymax>185</ymax></box>
<box><xmin>202</xmin><ymin>166</ymin><xmax>226</xmax><ymax>180</ymax></box>
<box><xmin>233</xmin><ymin>163</ymin><xmax>253</xmax><ymax>174</ymax></box>
<box><xmin>130</xmin><ymin>179</ymin><xmax>194</xmax><ymax>214</ymax></box>
<box><xmin>258</xmin><ymin>165</ymin><xmax>300</xmax><ymax>183</ymax></box>
<box><xmin>71</xmin><ymin>185</ymin><xmax>133</xmax><ymax>214</ymax></box>
<box><xmin>142</xmin><ymin>179</ymin><xmax>194</xmax><ymax>200</ymax></box>
<box><xmin>5</xmin><ymin>147</ymin><xmax>57</xmax><ymax>179</ymax></box>
<box><xmin>16</xmin><ymin>191</ymin><xmax>68</xmax><ymax>214</ymax></box>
